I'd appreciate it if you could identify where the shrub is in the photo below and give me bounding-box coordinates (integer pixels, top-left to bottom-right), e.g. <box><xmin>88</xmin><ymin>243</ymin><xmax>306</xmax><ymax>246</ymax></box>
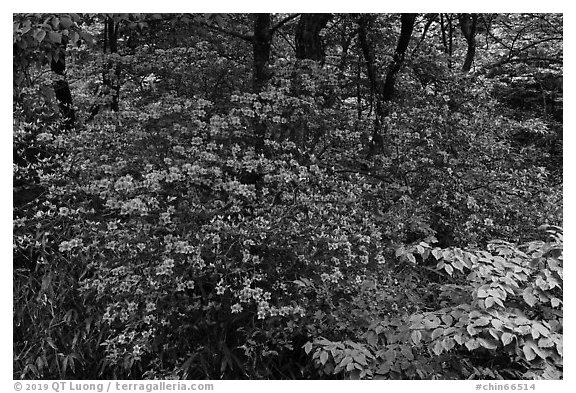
<box><xmin>306</xmin><ymin>226</ymin><xmax>563</xmax><ymax>379</ymax></box>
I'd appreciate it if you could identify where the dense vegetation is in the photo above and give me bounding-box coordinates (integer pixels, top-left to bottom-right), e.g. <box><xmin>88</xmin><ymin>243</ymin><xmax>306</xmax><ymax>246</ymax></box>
<box><xmin>13</xmin><ymin>13</ymin><xmax>562</xmax><ymax>380</ymax></box>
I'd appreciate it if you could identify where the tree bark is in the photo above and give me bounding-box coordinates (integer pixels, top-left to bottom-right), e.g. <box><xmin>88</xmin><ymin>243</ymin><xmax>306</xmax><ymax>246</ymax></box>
<box><xmin>251</xmin><ymin>14</ymin><xmax>273</xmax><ymax>150</ymax></box>
<box><xmin>440</xmin><ymin>14</ymin><xmax>455</xmax><ymax>68</ymax></box>
<box><xmin>382</xmin><ymin>14</ymin><xmax>416</xmax><ymax>101</ymax></box>
<box><xmin>104</xmin><ymin>16</ymin><xmax>120</xmax><ymax>111</ymax></box>
<box><xmin>357</xmin><ymin>14</ymin><xmax>385</xmax><ymax>152</ymax></box>
<box><xmin>50</xmin><ymin>48</ymin><xmax>75</xmax><ymax>130</ymax></box>
<box><xmin>459</xmin><ymin>13</ymin><xmax>478</xmax><ymax>72</ymax></box>
<box><xmin>252</xmin><ymin>14</ymin><xmax>272</xmax><ymax>93</ymax></box>
<box><xmin>358</xmin><ymin>14</ymin><xmax>416</xmax><ymax>154</ymax></box>
<box><xmin>295</xmin><ymin>14</ymin><xmax>331</xmax><ymax>62</ymax></box>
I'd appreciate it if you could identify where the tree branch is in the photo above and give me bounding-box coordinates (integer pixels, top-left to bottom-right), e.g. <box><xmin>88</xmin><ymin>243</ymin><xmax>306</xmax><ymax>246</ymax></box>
<box><xmin>270</xmin><ymin>13</ymin><xmax>300</xmax><ymax>34</ymax></box>
<box><xmin>203</xmin><ymin>22</ymin><xmax>252</xmax><ymax>42</ymax></box>
<box><xmin>488</xmin><ymin>56</ymin><xmax>563</xmax><ymax>70</ymax></box>
<box><xmin>276</xmin><ymin>29</ymin><xmax>296</xmax><ymax>52</ymax></box>
<box><xmin>412</xmin><ymin>13</ymin><xmax>437</xmax><ymax>56</ymax></box>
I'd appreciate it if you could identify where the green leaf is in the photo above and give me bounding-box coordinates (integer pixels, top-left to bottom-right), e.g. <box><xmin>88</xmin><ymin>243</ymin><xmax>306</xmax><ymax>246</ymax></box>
<box><xmin>401</xmin><ymin>346</ymin><xmax>414</xmax><ymax>361</ymax></box>
<box><xmin>424</xmin><ymin>315</ymin><xmax>441</xmax><ymax>329</ymax></box>
<box><xmin>432</xmin><ymin>340</ymin><xmax>443</xmax><ymax>355</ymax></box>
<box><xmin>293</xmin><ymin>279</ymin><xmax>306</xmax><ymax>287</ymax></box>
<box><xmin>411</xmin><ymin>330</ymin><xmax>422</xmax><ymax>345</ymax></box>
<box><xmin>522</xmin><ymin>343</ymin><xmax>537</xmax><ymax>361</ymax></box>
<box><xmin>490</xmin><ymin>318</ymin><xmax>504</xmax><ymax>330</ymax></box>
<box><xmin>532</xmin><ymin>322</ymin><xmax>550</xmax><ymax>339</ymax></box>
<box><xmin>465</xmin><ymin>338</ymin><xmax>479</xmax><ymax>350</ymax></box>
<box><xmin>556</xmin><ymin>341</ymin><xmax>563</xmax><ymax>356</ymax></box>
<box><xmin>407</xmin><ymin>253</ymin><xmax>416</xmax><ymax>263</ymax></box>
<box><xmin>79</xmin><ymin>31</ymin><xmax>95</xmax><ymax>45</ymax></box>
<box><xmin>477</xmin><ymin>337</ymin><xmax>498</xmax><ymax>350</ymax></box>
<box><xmin>501</xmin><ymin>332</ymin><xmax>514</xmax><ymax>346</ymax></box>
<box><xmin>467</xmin><ymin>325</ymin><xmax>480</xmax><ymax>336</ymax></box>
<box><xmin>319</xmin><ymin>350</ymin><xmax>329</xmax><ymax>365</ymax></box>
<box><xmin>69</xmin><ymin>31</ymin><xmax>80</xmax><ymax>45</ymax></box>
<box><xmin>488</xmin><ymin>327</ymin><xmax>500</xmax><ymax>340</ymax></box>
<box><xmin>303</xmin><ymin>342</ymin><xmax>313</xmax><ymax>354</ymax></box>
<box><xmin>538</xmin><ymin>337</ymin><xmax>554</xmax><ymax>348</ymax></box>
<box><xmin>353</xmin><ymin>352</ymin><xmax>368</xmax><ymax>366</ymax></box>
<box><xmin>432</xmin><ymin>248</ymin><xmax>442</xmax><ymax>260</ymax></box>
<box><xmin>383</xmin><ymin>348</ymin><xmax>396</xmax><ymax>362</ymax></box>
<box><xmin>51</xmin><ymin>17</ymin><xmax>60</xmax><ymax>29</ymax></box>
<box><xmin>482</xmin><ymin>297</ymin><xmax>494</xmax><ymax>308</ymax></box>
<box><xmin>48</xmin><ymin>31</ymin><xmax>62</xmax><ymax>44</ymax></box>
<box><xmin>365</xmin><ymin>331</ymin><xmax>378</xmax><ymax>346</ymax></box>
<box><xmin>522</xmin><ymin>288</ymin><xmax>537</xmax><ymax>306</ymax></box>
<box><xmin>474</xmin><ymin>317</ymin><xmax>491</xmax><ymax>326</ymax></box>
<box><xmin>34</xmin><ymin>29</ymin><xmax>46</xmax><ymax>42</ymax></box>
<box><xmin>440</xmin><ymin>313</ymin><xmax>454</xmax><ymax>326</ymax></box>
<box><xmin>339</xmin><ymin>356</ymin><xmax>353</xmax><ymax>369</ymax></box>
<box><xmin>431</xmin><ymin>327</ymin><xmax>444</xmax><ymax>340</ymax></box>
<box><xmin>59</xmin><ymin>16</ymin><xmax>74</xmax><ymax>29</ymax></box>
<box><xmin>46</xmin><ymin>338</ymin><xmax>58</xmax><ymax>350</ymax></box>
<box><xmin>377</xmin><ymin>362</ymin><xmax>391</xmax><ymax>375</ymax></box>
<box><xmin>442</xmin><ymin>337</ymin><xmax>455</xmax><ymax>351</ymax></box>
<box><xmin>477</xmin><ymin>287</ymin><xmax>489</xmax><ymax>298</ymax></box>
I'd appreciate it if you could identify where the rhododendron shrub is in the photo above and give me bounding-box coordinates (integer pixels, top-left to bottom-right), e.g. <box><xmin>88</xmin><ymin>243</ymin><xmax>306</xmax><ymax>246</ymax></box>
<box><xmin>13</xmin><ymin>13</ymin><xmax>562</xmax><ymax>379</ymax></box>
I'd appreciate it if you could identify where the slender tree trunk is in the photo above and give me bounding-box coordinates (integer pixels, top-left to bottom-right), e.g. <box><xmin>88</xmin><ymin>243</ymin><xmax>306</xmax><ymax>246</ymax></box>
<box><xmin>412</xmin><ymin>13</ymin><xmax>437</xmax><ymax>55</ymax></box>
<box><xmin>50</xmin><ymin>48</ymin><xmax>75</xmax><ymax>130</ymax></box>
<box><xmin>448</xmin><ymin>14</ymin><xmax>454</xmax><ymax>68</ymax></box>
<box><xmin>357</xmin><ymin>14</ymin><xmax>385</xmax><ymax>152</ymax></box>
<box><xmin>358</xmin><ymin>14</ymin><xmax>416</xmax><ymax>154</ymax></box>
<box><xmin>252</xmin><ymin>13</ymin><xmax>272</xmax><ymax>93</ymax></box>
<box><xmin>440</xmin><ymin>14</ymin><xmax>454</xmax><ymax>68</ymax></box>
<box><xmin>357</xmin><ymin>55</ymin><xmax>362</xmax><ymax>121</ymax></box>
<box><xmin>459</xmin><ymin>13</ymin><xmax>478</xmax><ymax>72</ymax></box>
<box><xmin>90</xmin><ymin>16</ymin><xmax>121</xmax><ymax>120</ymax></box>
<box><xmin>357</xmin><ymin>15</ymin><xmax>380</xmax><ymax>101</ymax></box>
<box><xmin>382</xmin><ymin>14</ymin><xmax>416</xmax><ymax>101</ymax></box>
<box><xmin>440</xmin><ymin>14</ymin><xmax>448</xmax><ymax>54</ymax></box>
<box><xmin>252</xmin><ymin>14</ymin><xmax>272</xmax><ymax>149</ymax></box>
<box><xmin>295</xmin><ymin>14</ymin><xmax>331</xmax><ymax>62</ymax></box>
<box><xmin>104</xmin><ymin>16</ymin><xmax>120</xmax><ymax>112</ymax></box>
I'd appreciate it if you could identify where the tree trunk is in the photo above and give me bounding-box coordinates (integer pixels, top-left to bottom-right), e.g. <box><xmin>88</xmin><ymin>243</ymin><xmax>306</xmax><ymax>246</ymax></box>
<box><xmin>358</xmin><ymin>14</ymin><xmax>416</xmax><ymax>155</ymax></box>
<box><xmin>252</xmin><ymin>13</ymin><xmax>272</xmax><ymax>93</ymax></box>
<box><xmin>295</xmin><ymin>14</ymin><xmax>331</xmax><ymax>62</ymax></box>
<box><xmin>357</xmin><ymin>14</ymin><xmax>385</xmax><ymax>152</ymax></box>
<box><xmin>50</xmin><ymin>49</ymin><xmax>75</xmax><ymax>130</ymax></box>
<box><xmin>459</xmin><ymin>13</ymin><xmax>478</xmax><ymax>72</ymax></box>
<box><xmin>104</xmin><ymin>16</ymin><xmax>120</xmax><ymax>112</ymax></box>
<box><xmin>440</xmin><ymin>14</ymin><xmax>455</xmax><ymax>68</ymax></box>
<box><xmin>252</xmin><ymin>14</ymin><xmax>272</xmax><ymax>149</ymax></box>
<box><xmin>90</xmin><ymin>16</ymin><xmax>121</xmax><ymax>120</ymax></box>
<box><xmin>382</xmin><ymin>14</ymin><xmax>416</xmax><ymax>101</ymax></box>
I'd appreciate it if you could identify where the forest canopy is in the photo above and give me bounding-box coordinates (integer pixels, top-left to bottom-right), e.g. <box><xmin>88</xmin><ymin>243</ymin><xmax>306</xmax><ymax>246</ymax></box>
<box><xmin>13</xmin><ymin>13</ymin><xmax>562</xmax><ymax>380</ymax></box>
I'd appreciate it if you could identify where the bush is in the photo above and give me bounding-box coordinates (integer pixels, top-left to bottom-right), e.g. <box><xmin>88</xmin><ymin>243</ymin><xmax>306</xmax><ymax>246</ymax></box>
<box><xmin>306</xmin><ymin>226</ymin><xmax>563</xmax><ymax>379</ymax></box>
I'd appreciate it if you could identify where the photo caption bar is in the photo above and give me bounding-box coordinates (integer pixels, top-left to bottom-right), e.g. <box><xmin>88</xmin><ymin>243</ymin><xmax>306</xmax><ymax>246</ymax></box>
<box><xmin>13</xmin><ymin>381</ymin><xmax>215</xmax><ymax>393</ymax></box>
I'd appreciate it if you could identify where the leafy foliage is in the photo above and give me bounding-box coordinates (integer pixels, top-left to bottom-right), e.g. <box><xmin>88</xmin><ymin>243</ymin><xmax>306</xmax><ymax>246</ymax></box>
<box><xmin>13</xmin><ymin>13</ymin><xmax>562</xmax><ymax>380</ymax></box>
<box><xmin>308</xmin><ymin>226</ymin><xmax>562</xmax><ymax>379</ymax></box>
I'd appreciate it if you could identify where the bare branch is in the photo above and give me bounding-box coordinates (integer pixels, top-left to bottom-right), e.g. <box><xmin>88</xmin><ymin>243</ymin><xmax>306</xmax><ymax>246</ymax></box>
<box><xmin>203</xmin><ymin>22</ymin><xmax>252</xmax><ymax>41</ymax></box>
<box><xmin>270</xmin><ymin>13</ymin><xmax>300</xmax><ymax>34</ymax></box>
<box><xmin>488</xmin><ymin>56</ymin><xmax>563</xmax><ymax>70</ymax></box>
